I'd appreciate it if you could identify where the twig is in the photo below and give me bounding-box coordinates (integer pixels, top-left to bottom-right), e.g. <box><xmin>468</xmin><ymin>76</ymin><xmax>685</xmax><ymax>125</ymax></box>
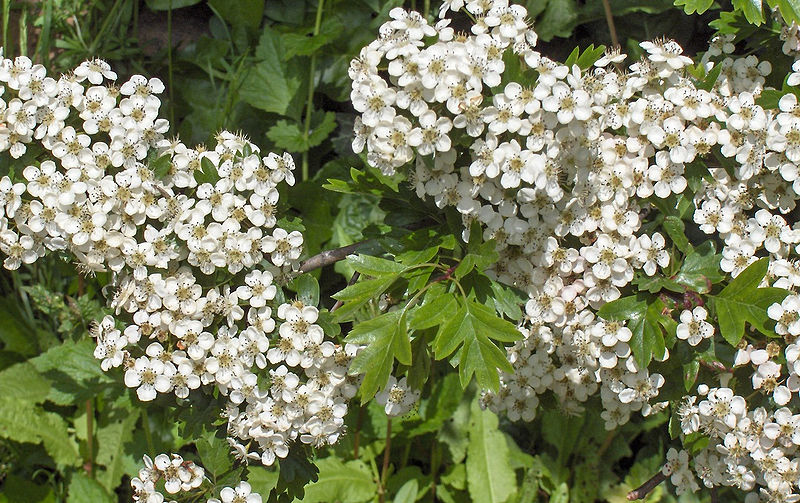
<box><xmin>353</xmin><ymin>404</ymin><xmax>365</xmax><ymax>459</ymax></box>
<box><xmin>85</xmin><ymin>399</ymin><xmax>94</xmax><ymax>477</ymax></box>
<box><xmin>332</xmin><ymin>272</ymin><xmax>361</xmax><ymax>312</ymax></box>
<box><xmin>299</xmin><ymin>241</ymin><xmax>369</xmax><ymax>273</ymax></box>
<box><xmin>377</xmin><ymin>419</ymin><xmax>392</xmax><ymax>503</ymax></box>
<box><xmin>601</xmin><ymin>0</ymin><xmax>620</xmax><ymax>49</ymax></box>
<box><xmin>627</xmin><ymin>471</ymin><xmax>666</xmax><ymax>500</ymax></box>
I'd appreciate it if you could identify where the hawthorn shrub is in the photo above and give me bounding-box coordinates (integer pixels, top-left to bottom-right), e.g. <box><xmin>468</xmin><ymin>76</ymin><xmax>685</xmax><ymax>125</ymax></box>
<box><xmin>3</xmin><ymin>0</ymin><xmax>800</xmax><ymax>502</ymax></box>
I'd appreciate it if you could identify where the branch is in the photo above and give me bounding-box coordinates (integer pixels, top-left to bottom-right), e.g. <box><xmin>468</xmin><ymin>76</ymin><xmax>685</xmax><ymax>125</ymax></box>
<box><xmin>601</xmin><ymin>0</ymin><xmax>620</xmax><ymax>48</ymax></box>
<box><xmin>299</xmin><ymin>240</ymin><xmax>369</xmax><ymax>273</ymax></box>
<box><xmin>627</xmin><ymin>472</ymin><xmax>666</xmax><ymax>500</ymax></box>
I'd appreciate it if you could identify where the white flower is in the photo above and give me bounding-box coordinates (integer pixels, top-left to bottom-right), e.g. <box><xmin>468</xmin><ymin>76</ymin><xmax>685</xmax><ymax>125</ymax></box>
<box><xmin>676</xmin><ymin>306</ymin><xmax>714</xmax><ymax>346</ymax></box>
<box><xmin>375</xmin><ymin>376</ymin><xmax>420</xmax><ymax>416</ymax></box>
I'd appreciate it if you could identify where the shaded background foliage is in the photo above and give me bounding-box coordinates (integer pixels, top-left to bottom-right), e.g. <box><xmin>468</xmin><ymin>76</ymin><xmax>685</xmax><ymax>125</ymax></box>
<box><xmin>0</xmin><ymin>0</ymin><xmax>784</xmax><ymax>501</ymax></box>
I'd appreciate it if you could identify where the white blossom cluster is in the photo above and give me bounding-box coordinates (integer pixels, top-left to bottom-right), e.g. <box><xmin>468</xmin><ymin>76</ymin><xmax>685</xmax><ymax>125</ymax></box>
<box><xmin>351</xmin><ymin>1</ymin><xmax>800</xmax><ymax>499</ymax></box>
<box><xmin>0</xmin><ymin>54</ymin><xmax>361</xmax><ymax>468</ymax></box>
<box><xmin>131</xmin><ymin>453</ymin><xmax>262</xmax><ymax>503</ymax></box>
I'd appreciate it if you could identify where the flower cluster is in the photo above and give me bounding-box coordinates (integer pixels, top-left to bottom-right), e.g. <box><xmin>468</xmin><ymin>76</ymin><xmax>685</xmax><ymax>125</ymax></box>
<box><xmin>0</xmin><ymin>54</ymin><xmax>361</xmax><ymax>469</ymax></box>
<box><xmin>351</xmin><ymin>0</ymin><xmax>800</xmax><ymax>499</ymax></box>
<box><xmin>131</xmin><ymin>453</ymin><xmax>262</xmax><ymax>503</ymax></box>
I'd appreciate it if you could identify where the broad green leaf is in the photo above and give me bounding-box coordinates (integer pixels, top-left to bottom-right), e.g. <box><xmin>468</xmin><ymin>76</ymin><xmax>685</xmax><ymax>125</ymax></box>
<box><xmin>0</xmin><ymin>361</ymin><xmax>50</xmax><ymax>402</ymax></box>
<box><xmin>409</xmin><ymin>373</ymin><xmax>464</xmax><ymax>436</ymax></box>
<box><xmin>208</xmin><ymin>0</ymin><xmax>264</xmax><ymax>29</ymax></box>
<box><xmin>307</xmin><ymin>111</ymin><xmax>338</xmax><ymax>148</ymax></box>
<box><xmin>733</xmin><ymin>0</ymin><xmax>765</xmax><ymax>23</ymax></box>
<box><xmin>409</xmin><ymin>292</ymin><xmax>458</xmax><ymax>330</ymax></box>
<box><xmin>466</xmin><ymin>399</ymin><xmax>517</xmax><ymax>503</ymax></box>
<box><xmin>266</xmin><ymin>120</ymin><xmax>306</xmax><ymax>152</ymax></box>
<box><xmin>349</xmin><ymin>254</ymin><xmax>407</xmax><ymax>276</ymax></box>
<box><xmin>302</xmin><ymin>458</ymin><xmax>376</xmax><ymax>503</ymax></box>
<box><xmin>95</xmin><ymin>402</ymin><xmax>140</xmax><ymax>492</ymax></box>
<box><xmin>145</xmin><ymin>0</ymin><xmax>202</xmax><ymax>9</ymax></box>
<box><xmin>288</xmin><ymin>274</ymin><xmax>320</xmax><ymax>307</ymax></box>
<box><xmin>536</xmin><ymin>0</ymin><xmax>578</xmax><ymax>41</ymax></box>
<box><xmin>710</xmin><ymin>258</ymin><xmax>790</xmax><ymax>346</ymax></box>
<box><xmin>0</xmin><ymin>397</ymin><xmax>79</xmax><ymax>466</ymax></box>
<box><xmin>674</xmin><ymin>0</ymin><xmax>715</xmax><ymax>14</ymax></box>
<box><xmin>332</xmin><ymin>275</ymin><xmax>398</xmax><ymax>320</ymax></box>
<box><xmin>598</xmin><ymin>295</ymin><xmax>666</xmax><ymax>368</ymax></box>
<box><xmin>30</xmin><ymin>339</ymin><xmax>115</xmax><ymax>405</ymax></box>
<box><xmin>197</xmin><ymin>431</ymin><xmax>233</xmax><ymax>476</ymax></box>
<box><xmin>246</xmin><ymin>465</ymin><xmax>280</xmax><ymax>498</ymax></box>
<box><xmin>66</xmin><ymin>473</ymin><xmax>113</xmax><ymax>503</ymax></box>
<box><xmin>346</xmin><ymin>310</ymin><xmax>411</xmax><ymax>403</ymax></box>
<box><xmin>393</xmin><ymin>479</ymin><xmax>419</xmax><ymax>503</ymax></box>
<box><xmin>662</xmin><ymin>216</ymin><xmax>691</xmax><ymax>254</ymax></box>
<box><xmin>683</xmin><ymin>359</ymin><xmax>700</xmax><ymax>391</ymax></box>
<box><xmin>434</xmin><ymin>300</ymin><xmax>520</xmax><ymax>390</ymax></box>
<box><xmin>282</xmin><ymin>18</ymin><xmax>343</xmax><ymax>59</ymax></box>
<box><xmin>596</xmin><ymin>295</ymin><xmax>647</xmax><ymax>321</ymax></box>
<box><xmin>0</xmin><ymin>475</ymin><xmax>56</xmax><ymax>503</ymax></box>
<box><xmin>770</xmin><ymin>0</ymin><xmax>800</xmax><ymax>23</ymax></box>
<box><xmin>673</xmin><ymin>240</ymin><xmax>724</xmax><ymax>293</ymax></box>
<box><xmin>240</xmin><ymin>27</ymin><xmax>304</xmax><ymax>118</ymax></box>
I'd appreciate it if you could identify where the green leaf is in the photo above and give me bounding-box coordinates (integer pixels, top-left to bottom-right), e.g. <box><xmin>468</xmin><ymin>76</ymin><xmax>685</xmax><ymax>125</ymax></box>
<box><xmin>302</xmin><ymin>458</ymin><xmax>376</xmax><ymax>503</ymax></box>
<box><xmin>466</xmin><ymin>399</ymin><xmax>517</xmax><ymax>503</ymax></box>
<box><xmin>197</xmin><ymin>431</ymin><xmax>233</xmax><ymax>476</ymax></box>
<box><xmin>282</xmin><ymin>18</ymin><xmax>343</xmax><ymax>59</ymax></box>
<box><xmin>733</xmin><ymin>0</ymin><xmax>765</xmax><ymax>23</ymax></box>
<box><xmin>307</xmin><ymin>111</ymin><xmax>338</xmax><ymax>148</ymax></box>
<box><xmin>240</xmin><ymin>27</ymin><xmax>304</xmax><ymax>118</ymax></box>
<box><xmin>288</xmin><ymin>274</ymin><xmax>320</xmax><ymax>306</ymax></box>
<box><xmin>662</xmin><ymin>216</ymin><xmax>691</xmax><ymax>254</ymax></box>
<box><xmin>145</xmin><ymin>0</ymin><xmax>202</xmax><ymax>9</ymax></box>
<box><xmin>409</xmin><ymin>292</ymin><xmax>458</xmax><ymax>330</ymax></box>
<box><xmin>30</xmin><ymin>339</ymin><xmax>115</xmax><ymax>405</ymax></box>
<box><xmin>266</xmin><ymin>120</ymin><xmax>306</xmax><ymax>152</ymax></box>
<box><xmin>393</xmin><ymin>479</ymin><xmax>419</xmax><ymax>503</ymax></box>
<box><xmin>0</xmin><ymin>475</ymin><xmax>56</xmax><ymax>503</ymax></box>
<box><xmin>674</xmin><ymin>0</ymin><xmax>715</xmax><ymax>14</ymax></box>
<box><xmin>433</xmin><ymin>300</ymin><xmax>520</xmax><ymax>390</ymax></box>
<box><xmin>346</xmin><ymin>310</ymin><xmax>411</xmax><ymax>403</ymax></box>
<box><xmin>66</xmin><ymin>473</ymin><xmax>113</xmax><ymax>503</ymax></box>
<box><xmin>598</xmin><ymin>295</ymin><xmax>666</xmax><ymax>368</ymax></box>
<box><xmin>709</xmin><ymin>258</ymin><xmax>791</xmax><ymax>346</ymax></box>
<box><xmin>208</xmin><ymin>0</ymin><xmax>264</xmax><ymax>29</ymax></box>
<box><xmin>246</xmin><ymin>465</ymin><xmax>280</xmax><ymax>498</ymax></box>
<box><xmin>95</xmin><ymin>400</ymin><xmax>140</xmax><ymax>492</ymax></box>
<box><xmin>536</xmin><ymin>0</ymin><xmax>578</xmax><ymax>41</ymax></box>
<box><xmin>0</xmin><ymin>397</ymin><xmax>79</xmax><ymax>466</ymax></box>
<box><xmin>349</xmin><ymin>254</ymin><xmax>407</xmax><ymax>276</ymax></box>
<box><xmin>673</xmin><ymin>240</ymin><xmax>724</xmax><ymax>293</ymax></box>
<box><xmin>332</xmin><ymin>275</ymin><xmax>398</xmax><ymax>321</ymax></box>
<box><xmin>769</xmin><ymin>0</ymin><xmax>800</xmax><ymax>24</ymax></box>
<box><xmin>683</xmin><ymin>359</ymin><xmax>700</xmax><ymax>392</ymax></box>
<box><xmin>0</xmin><ymin>362</ymin><xmax>50</xmax><ymax>402</ymax></box>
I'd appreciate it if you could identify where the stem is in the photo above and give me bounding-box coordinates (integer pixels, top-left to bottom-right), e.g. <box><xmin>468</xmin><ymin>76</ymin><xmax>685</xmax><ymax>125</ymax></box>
<box><xmin>423</xmin><ymin>0</ymin><xmax>430</xmax><ymax>19</ymax></box>
<box><xmin>601</xmin><ymin>0</ymin><xmax>619</xmax><ymax>49</ymax></box>
<box><xmin>332</xmin><ymin>272</ymin><xmax>361</xmax><ymax>312</ymax></box>
<box><xmin>627</xmin><ymin>472</ymin><xmax>666</xmax><ymax>501</ymax></box>
<box><xmin>711</xmin><ymin>487</ymin><xmax>719</xmax><ymax>503</ymax></box>
<box><xmin>167</xmin><ymin>0</ymin><xmax>174</xmax><ymax>127</ymax></box>
<box><xmin>299</xmin><ymin>240</ymin><xmax>369</xmax><ymax>272</ymax></box>
<box><xmin>142</xmin><ymin>408</ymin><xmax>155</xmax><ymax>458</ymax></box>
<box><xmin>301</xmin><ymin>0</ymin><xmax>326</xmax><ymax>182</ymax></box>
<box><xmin>85</xmin><ymin>399</ymin><xmax>94</xmax><ymax>477</ymax></box>
<box><xmin>377</xmin><ymin>419</ymin><xmax>392</xmax><ymax>503</ymax></box>
<box><xmin>353</xmin><ymin>404</ymin><xmax>365</xmax><ymax>459</ymax></box>
<box><xmin>596</xmin><ymin>431</ymin><xmax>615</xmax><ymax>459</ymax></box>
<box><xmin>2</xmin><ymin>0</ymin><xmax>9</xmax><ymax>53</ymax></box>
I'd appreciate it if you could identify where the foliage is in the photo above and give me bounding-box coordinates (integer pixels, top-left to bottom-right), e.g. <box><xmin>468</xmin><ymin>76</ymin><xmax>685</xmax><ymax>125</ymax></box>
<box><xmin>2</xmin><ymin>0</ymin><xmax>800</xmax><ymax>502</ymax></box>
